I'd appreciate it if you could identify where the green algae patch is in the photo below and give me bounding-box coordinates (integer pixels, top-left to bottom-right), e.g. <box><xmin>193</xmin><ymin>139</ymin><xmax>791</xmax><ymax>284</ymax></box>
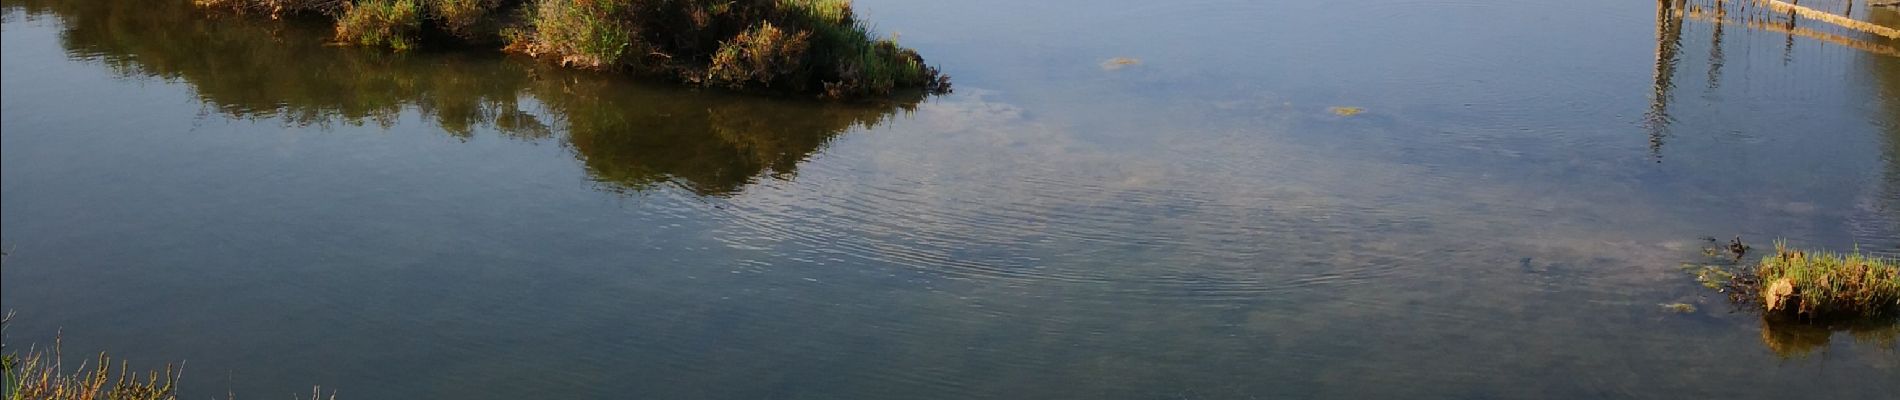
<box><xmin>1691</xmin><ymin>264</ymin><xmax>1735</xmax><ymax>290</ymax></box>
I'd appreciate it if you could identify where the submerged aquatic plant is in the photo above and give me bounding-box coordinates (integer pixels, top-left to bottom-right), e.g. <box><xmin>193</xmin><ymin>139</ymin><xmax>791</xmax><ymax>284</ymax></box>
<box><xmin>1100</xmin><ymin>57</ymin><xmax>1139</xmax><ymax>71</ymax></box>
<box><xmin>1659</xmin><ymin>303</ymin><xmax>1698</xmax><ymax>313</ymax></box>
<box><xmin>1691</xmin><ymin>264</ymin><xmax>1734</xmax><ymax>290</ymax></box>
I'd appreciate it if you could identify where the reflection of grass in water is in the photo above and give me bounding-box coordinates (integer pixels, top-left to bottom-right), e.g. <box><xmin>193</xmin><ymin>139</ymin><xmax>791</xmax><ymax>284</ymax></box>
<box><xmin>544</xmin><ymin>71</ymin><xmax>916</xmax><ymax>195</ymax></box>
<box><xmin>1758</xmin><ymin>316</ymin><xmax>1899</xmax><ymax>359</ymax></box>
<box><xmin>5</xmin><ymin>0</ymin><xmax>919</xmax><ymax>197</ymax></box>
<box><xmin>1660</xmin><ymin>302</ymin><xmax>1697</xmax><ymax>313</ymax></box>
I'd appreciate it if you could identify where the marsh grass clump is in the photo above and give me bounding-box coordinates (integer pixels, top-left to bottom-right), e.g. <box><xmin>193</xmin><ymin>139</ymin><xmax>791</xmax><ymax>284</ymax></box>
<box><xmin>520</xmin><ymin>0</ymin><xmax>635</xmax><ymax>68</ymax></box>
<box><xmin>203</xmin><ymin>0</ymin><xmax>503</xmax><ymax>44</ymax></box>
<box><xmin>0</xmin><ymin>326</ymin><xmax>332</xmax><ymax>400</ymax></box>
<box><xmin>427</xmin><ymin>0</ymin><xmax>498</xmax><ymax>37</ymax></box>
<box><xmin>3</xmin><ymin>348</ymin><xmax>182</xmax><ymax>400</ymax></box>
<box><xmin>511</xmin><ymin>0</ymin><xmax>949</xmax><ymax>98</ymax></box>
<box><xmin>0</xmin><ymin>257</ymin><xmax>329</xmax><ymax>400</ymax></box>
<box><xmin>335</xmin><ymin>0</ymin><xmax>423</xmax><ymax>50</ymax></box>
<box><xmin>1691</xmin><ymin>240</ymin><xmax>1900</xmax><ymax>319</ymax></box>
<box><xmin>2</xmin><ymin>313</ymin><xmax>179</xmax><ymax>400</ymax></box>
<box><xmin>707</xmin><ymin>21</ymin><xmax>812</xmax><ymax>88</ymax></box>
<box><xmin>1755</xmin><ymin>241</ymin><xmax>1900</xmax><ymax>318</ymax></box>
<box><xmin>193</xmin><ymin>0</ymin><xmax>347</xmax><ymax>18</ymax></box>
<box><xmin>1678</xmin><ymin>239</ymin><xmax>1898</xmax><ymax>356</ymax></box>
<box><xmin>195</xmin><ymin>0</ymin><xmax>949</xmax><ymax>99</ymax></box>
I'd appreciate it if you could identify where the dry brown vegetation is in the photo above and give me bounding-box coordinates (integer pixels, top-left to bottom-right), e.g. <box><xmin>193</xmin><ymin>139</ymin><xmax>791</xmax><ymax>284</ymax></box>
<box><xmin>3</xmin><ymin>346</ymin><xmax>181</xmax><ymax>400</ymax></box>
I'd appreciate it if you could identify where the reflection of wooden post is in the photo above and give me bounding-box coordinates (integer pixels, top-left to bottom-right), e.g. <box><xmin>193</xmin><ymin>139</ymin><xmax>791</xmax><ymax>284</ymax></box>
<box><xmin>1652</xmin><ymin>0</ymin><xmax>1684</xmax><ymax>110</ymax></box>
<box><xmin>1709</xmin><ymin>0</ymin><xmax>1726</xmax><ymax>90</ymax></box>
<box><xmin>1785</xmin><ymin>0</ymin><xmax>1800</xmax><ymax>61</ymax></box>
<box><xmin>1648</xmin><ymin>0</ymin><xmax>1687</xmax><ymax>159</ymax></box>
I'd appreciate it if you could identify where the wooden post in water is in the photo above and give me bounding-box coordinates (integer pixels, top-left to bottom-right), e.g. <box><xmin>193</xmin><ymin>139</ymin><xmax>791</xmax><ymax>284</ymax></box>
<box><xmin>1676</xmin><ymin>0</ymin><xmax>1900</xmax><ymax>57</ymax></box>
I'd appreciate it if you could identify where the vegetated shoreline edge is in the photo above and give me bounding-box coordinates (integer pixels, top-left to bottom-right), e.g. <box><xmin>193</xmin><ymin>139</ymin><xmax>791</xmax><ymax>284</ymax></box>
<box><xmin>194</xmin><ymin>0</ymin><xmax>951</xmax><ymax>101</ymax></box>
<box><xmin>1693</xmin><ymin>239</ymin><xmax>1900</xmax><ymax>321</ymax></box>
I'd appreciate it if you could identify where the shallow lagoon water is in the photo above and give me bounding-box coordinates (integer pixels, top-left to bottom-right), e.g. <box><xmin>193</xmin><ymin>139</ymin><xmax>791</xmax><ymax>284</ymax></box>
<box><xmin>3</xmin><ymin>0</ymin><xmax>1899</xmax><ymax>398</ymax></box>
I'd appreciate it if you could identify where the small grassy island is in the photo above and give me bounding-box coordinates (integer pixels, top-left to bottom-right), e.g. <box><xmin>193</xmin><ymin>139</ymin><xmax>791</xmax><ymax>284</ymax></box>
<box><xmin>1686</xmin><ymin>240</ymin><xmax>1899</xmax><ymax>357</ymax></box>
<box><xmin>1698</xmin><ymin>240</ymin><xmax>1900</xmax><ymax>320</ymax></box>
<box><xmin>1754</xmin><ymin>243</ymin><xmax>1900</xmax><ymax>319</ymax></box>
<box><xmin>193</xmin><ymin>0</ymin><xmax>950</xmax><ymax>99</ymax></box>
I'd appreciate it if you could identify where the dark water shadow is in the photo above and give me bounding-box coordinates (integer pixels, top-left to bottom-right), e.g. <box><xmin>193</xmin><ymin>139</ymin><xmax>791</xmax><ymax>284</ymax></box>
<box><xmin>2</xmin><ymin>0</ymin><xmax>923</xmax><ymax>197</ymax></box>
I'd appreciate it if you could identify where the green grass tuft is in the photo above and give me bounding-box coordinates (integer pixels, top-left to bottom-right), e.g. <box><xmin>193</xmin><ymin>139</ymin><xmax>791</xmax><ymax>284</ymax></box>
<box><xmin>523</xmin><ymin>0</ymin><xmax>635</xmax><ymax>68</ymax></box>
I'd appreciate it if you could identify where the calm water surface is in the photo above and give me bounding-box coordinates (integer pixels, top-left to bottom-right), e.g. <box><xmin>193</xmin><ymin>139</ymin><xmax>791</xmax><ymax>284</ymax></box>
<box><xmin>4</xmin><ymin>0</ymin><xmax>1899</xmax><ymax>398</ymax></box>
